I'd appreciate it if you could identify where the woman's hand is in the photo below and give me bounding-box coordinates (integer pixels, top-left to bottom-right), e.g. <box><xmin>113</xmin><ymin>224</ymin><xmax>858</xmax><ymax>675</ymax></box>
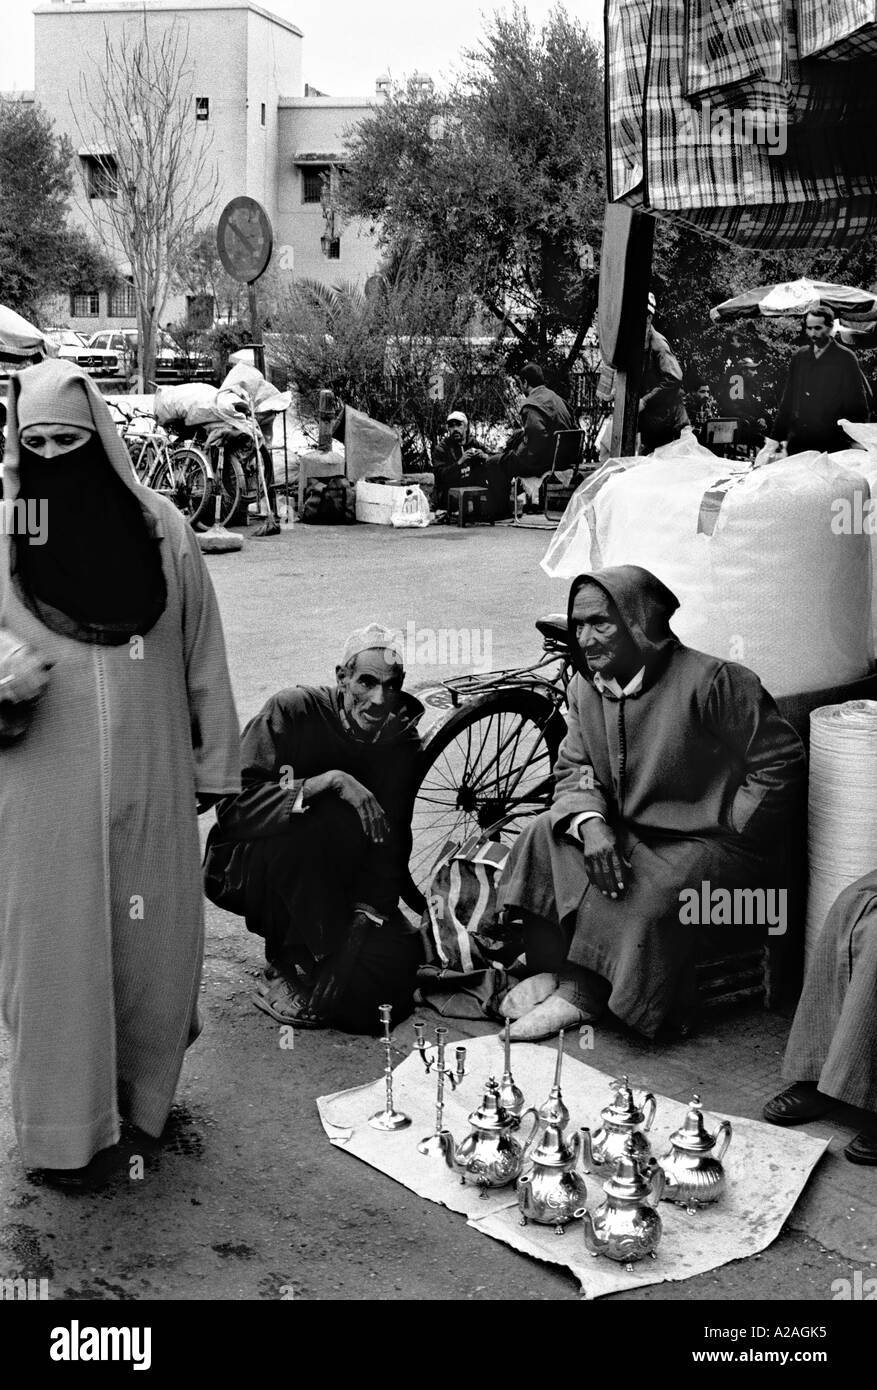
<box><xmin>0</xmin><ymin>642</ymin><xmax>52</xmax><ymax>707</ymax></box>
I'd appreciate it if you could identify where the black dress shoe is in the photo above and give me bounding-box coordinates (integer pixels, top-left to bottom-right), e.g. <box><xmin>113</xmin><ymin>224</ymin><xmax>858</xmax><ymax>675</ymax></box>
<box><xmin>762</xmin><ymin>1082</ymin><xmax>832</xmax><ymax>1126</ymax></box>
<box><xmin>29</xmin><ymin>1144</ymin><xmax>123</xmax><ymax>1192</ymax></box>
<box><xmin>844</xmin><ymin>1130</ymin><xmax>877</xmax><ymax>1166</ymax></box>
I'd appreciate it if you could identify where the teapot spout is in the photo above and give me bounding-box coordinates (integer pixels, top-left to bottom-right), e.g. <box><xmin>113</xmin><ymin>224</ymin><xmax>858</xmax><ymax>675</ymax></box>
<box><xmin>576</xmin><ymin>1206</ymin><xmax>602</xmax><ymax>1255</ymax></box>
<box><xmin>434</xmin><ymin>1130</ymin><xmax>464</xmax><ymax>1175</ymax></box>
<box><xmin>580</xmin><ymin>1126</ymin><xmax>597</xmax><ymax>1172</ymax></box>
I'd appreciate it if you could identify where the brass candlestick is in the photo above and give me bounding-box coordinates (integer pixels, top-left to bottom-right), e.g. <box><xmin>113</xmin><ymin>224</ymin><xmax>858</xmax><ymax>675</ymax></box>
<box><xmin>414</xmin><ymin>1023</ymin><xmax>466</xmax><ymax>1155</ymax></box>
<box><xmin>497</xmin><ymin>1019</ymin><xmax>525</xmax><ymax>1118</ymax></box>
<box><xmin>368</xmin><ymin>1003</ymin><xmax>411</xmax><ymax>1131</ymax></box>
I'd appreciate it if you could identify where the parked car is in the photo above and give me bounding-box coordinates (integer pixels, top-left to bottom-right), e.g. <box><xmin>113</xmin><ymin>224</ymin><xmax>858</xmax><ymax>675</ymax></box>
<box><xmin>45</xmin><ymin>329</ymin><xmax>120</xmax><ymax>378</ymax></box>
<box><xmin>87</xmin><ymin>328</ymin><xmax>214</xmax><ymax>384</ymax></box>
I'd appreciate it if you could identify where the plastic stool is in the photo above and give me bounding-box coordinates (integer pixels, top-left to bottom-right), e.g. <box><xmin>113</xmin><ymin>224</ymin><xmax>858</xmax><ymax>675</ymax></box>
<box><xmin>446</xmin><ymin>485</ymin><xmax>492</xmax><ymax>527</ymax></box>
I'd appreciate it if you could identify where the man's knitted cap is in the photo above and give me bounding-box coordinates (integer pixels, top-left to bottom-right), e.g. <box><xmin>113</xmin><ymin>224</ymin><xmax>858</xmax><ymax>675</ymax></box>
<box><xmin>341</xmin><ymin>623</ymin><xmax>404</xmax><ymax>668</ymax></box>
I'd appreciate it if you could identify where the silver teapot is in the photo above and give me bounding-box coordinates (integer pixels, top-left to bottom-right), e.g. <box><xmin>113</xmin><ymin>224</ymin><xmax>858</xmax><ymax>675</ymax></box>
<box><xmin>659</xmin><ymin>1093</ymin><xmax>732</xmax><ymax>1213</ymax></box>
<box><xmin>576</xmin><ymin>1136</ymin><xmax>664</xmax><ymax>1268</ymax></box>
<box><xmin>581</xmin><ymin>1074</ymin><xmax>657</xmax><ymax>1172</ymax></box>
<box><xmin>517</xmin><ymin>1120</ymin><xmax>587</xmax><ymax>1235</ymax></box>
<box><xmin>436</xmin><ymin>1078</ymin><xmax>538</xmax><ymax>1192</ymax></box>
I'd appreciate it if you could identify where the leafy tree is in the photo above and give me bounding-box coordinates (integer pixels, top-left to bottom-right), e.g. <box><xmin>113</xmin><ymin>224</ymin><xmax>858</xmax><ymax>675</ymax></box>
<box><xmin>653</xmin><ymin>221</ymin><xmax>877</xmax><ymax>414</ymax></box>
<box><xmin>0</xmin><ymin>98</ymin><xmax>115</xmax><ymax>320</ymax></box>
<box><xmin>273</xmin><ymin>261</ymin><xmax>509</xmax><ymax>464</ymax></box>
<box><xmin>341</xmin><ymin>4</ymin><xmax>604</xmax><ymax>383</ymax></box>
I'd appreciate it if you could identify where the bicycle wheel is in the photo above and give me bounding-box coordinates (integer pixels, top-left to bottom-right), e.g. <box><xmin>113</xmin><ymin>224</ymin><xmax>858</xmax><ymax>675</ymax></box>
<box><xmin>403</xmin><ymin>688</ymin><xmax>563</xmax><ymax>911</ymax></box>
<box><xmin>211</xmin><ymin>445</ymin><xmax>246</xmax><ymax>526</ymax></box>
<box><xmin>150</xmin><ymin>445</ymin><xmax>214</xmax><ymax>526</ymax></box>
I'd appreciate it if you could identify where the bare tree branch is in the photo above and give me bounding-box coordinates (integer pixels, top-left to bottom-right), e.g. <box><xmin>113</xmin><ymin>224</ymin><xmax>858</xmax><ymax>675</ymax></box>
<box><xmin>73</xmin><ymin>15</ymin><xmax>218</xmax><ymax>388</ymax></box>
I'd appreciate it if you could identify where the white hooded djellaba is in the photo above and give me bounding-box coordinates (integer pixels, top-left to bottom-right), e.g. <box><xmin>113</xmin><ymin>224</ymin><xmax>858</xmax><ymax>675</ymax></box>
<box><xmin>0</xmin><ymin>360</ymin><xmax>241</xmax><ymax>1170</ymax></box>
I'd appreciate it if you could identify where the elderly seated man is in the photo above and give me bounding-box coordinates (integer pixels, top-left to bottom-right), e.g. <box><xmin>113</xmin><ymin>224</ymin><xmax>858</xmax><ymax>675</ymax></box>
<box><xmin>763</xmin><ymin>870</ymin><xmax>877</xmax><ymax>1165</ymax></box>
<box><xmin>204</xmin><ymin>625</ymin><xmax>424</xmax><ymax>1033</ymax></box>
<box><xmin>497</xmin><ymin>566</ymin><xmax>806</xmax><ymax>1040</ymax></box>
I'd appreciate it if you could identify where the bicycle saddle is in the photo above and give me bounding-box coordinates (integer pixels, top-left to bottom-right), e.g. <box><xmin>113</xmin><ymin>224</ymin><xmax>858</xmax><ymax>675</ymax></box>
<box><xmin>535</xmin><ymin>614</ymin><xmax>569</xmax><ymax>643</ymax></box>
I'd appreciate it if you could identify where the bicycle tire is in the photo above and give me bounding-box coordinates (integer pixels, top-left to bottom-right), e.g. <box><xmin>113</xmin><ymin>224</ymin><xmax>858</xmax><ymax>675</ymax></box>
<box><xmin>150</xmin><ymin>444</ymin><xmax>214</xmax><ymax>526</ymax></box>
<box><xmin>402</xmin><ymin>687</ymin><xmax>564</xmax><ymax>914</ymax></box>
<box><xmin>211</xmin><ymin>445</ymin><xmax>247</xmax><ymax>526</ymax></box>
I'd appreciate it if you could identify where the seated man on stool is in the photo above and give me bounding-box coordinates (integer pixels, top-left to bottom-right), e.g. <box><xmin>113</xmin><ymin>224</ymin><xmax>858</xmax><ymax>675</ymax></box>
<box><xmin>763</xmin><ymin>870</ymin><xmax>877</xmax><ymax>1165</ymax></box>
<box><xmin>497</xmin><ymin>566</ymin><xmax>806</xmax><ymax>1040</ymax></box>
<box><xmin>204</xmin><ymin>625</ymin><xmax>424</xmax><ymax>1033</ymax></box>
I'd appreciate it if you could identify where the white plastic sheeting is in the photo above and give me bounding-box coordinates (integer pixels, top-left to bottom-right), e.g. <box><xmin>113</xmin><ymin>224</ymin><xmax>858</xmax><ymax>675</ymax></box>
<box><xmin>541</xmin><ymin>443</ymin><xmax>873</xmax><ymax>698</ymax></box>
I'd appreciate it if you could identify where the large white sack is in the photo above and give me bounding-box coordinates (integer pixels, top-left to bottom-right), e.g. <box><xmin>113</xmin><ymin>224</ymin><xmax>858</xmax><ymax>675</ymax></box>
<box><xmin>154</xmin><ymin>382</ymin><xmax>220</xmax><ymax>428</ymax></box>
<box><xmin>543</xmin><ymin>451</ymin><xmax>873</xmax><ymax>698</ymax></box>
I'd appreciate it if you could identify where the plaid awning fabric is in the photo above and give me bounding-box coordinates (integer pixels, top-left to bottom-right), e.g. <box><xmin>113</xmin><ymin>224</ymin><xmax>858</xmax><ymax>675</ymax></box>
<box><xmin>606</xmin><ymin>0</ymin><xmax>877</xmax><ymax>248</ymax></box>
<box><xmin>605</xmin><ymin>0</ymin><xmax>649</xmax><ymax>200</ymax></box>
<box><xmin>798</xmin><ymin>1</ymin><xmax>877</xmax><ymax>60</ymax></box>
<box><xmin>684</xmin><ymin>0</ymin><xmax>877</xmax><ymax>124</ymax></box>
<box><xmin>684</xmin><ymin>0</ymin><xmax>786</xmax><ymax>102</ymax></box>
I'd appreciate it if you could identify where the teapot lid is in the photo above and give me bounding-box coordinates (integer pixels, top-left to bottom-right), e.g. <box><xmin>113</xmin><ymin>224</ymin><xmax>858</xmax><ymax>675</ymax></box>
<box><xmin>602</xmin><ymin>1136</ymin><xmax>655</xmax><ymax>1201</ymax></box>
<box><xmin>468</xmin><ymin>1078</ymin><xmax>513</xmax><ymax>1132</ymax></box>
<box><xmin>531</xmin><ymin>1120</ymin><xmax>574</xmax><ymax>1167</ymax></box>
<box><xmin>603</xmin><ymin>1074</ymin><xmax>646</xmax><ymax>1126</ymax></box>
<box><xmin>537</xmin><ymin>1084</ymin><xmax>570</xmax><ymax>1129</ymax></box>
<box><xmin>668</xmin><ymin>1094</ymin><xmax>718</xmax><ymax>1153</ymax></box>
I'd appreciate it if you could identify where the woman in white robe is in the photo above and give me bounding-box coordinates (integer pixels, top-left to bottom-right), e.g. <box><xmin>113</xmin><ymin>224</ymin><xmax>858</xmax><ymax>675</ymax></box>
<box><xmin>0</xmin><ymin>360</ymin><xmax>241</xmax><ymax>1182</ymax></box>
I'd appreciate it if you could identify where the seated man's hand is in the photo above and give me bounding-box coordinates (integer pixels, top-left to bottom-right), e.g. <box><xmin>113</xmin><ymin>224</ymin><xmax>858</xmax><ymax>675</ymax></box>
<box><xmin>331</xmin><ymin>771</ymin><xmax>390</xmax><ymax>844</ymax></box>
<box><xmin>581</xmin><ymin>819</ymin><xmax>627</xmax><ymax>899</ymax></box>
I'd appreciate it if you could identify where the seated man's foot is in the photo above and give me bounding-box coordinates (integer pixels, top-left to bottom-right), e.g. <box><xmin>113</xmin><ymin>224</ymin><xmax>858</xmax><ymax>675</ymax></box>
<box><xmin>844</xmin><ymin>1128</ymin><xmax>877</xmax><ymax>1166</ymax></box>
<box><xmin>762</xmin><ymin>1081</ymin><xmax>831</xmax><ymax>1126</ymax></box>
<box><xmin>508</xmin><ymin>991</ymin><xmax>596</xmax><ymax>1041</ymax></box>
<box><xmin>253</xmin><ymin>965</ymin><xmax>325</xmax><ymax>1028</ymax></box>
<box><xmin>499</xmin><ymin>972</ymin><xmax>558</xmax><ymax>1020</ymax></box>
<box><xmin>28</xmin><ymin>1144</ymin><xmax>124</xmax><ymax>1193</ymax></box>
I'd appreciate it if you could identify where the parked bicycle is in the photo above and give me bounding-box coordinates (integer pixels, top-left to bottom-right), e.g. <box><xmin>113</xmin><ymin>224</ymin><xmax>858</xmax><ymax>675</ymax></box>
<box><xmin>403</xmin><ymin>615</ymin><xmax>573</xmax><ymax>910</ymax></box>
<box><xmin>109</xmin><ymin>402</ymin><xmax>214</xmax><ymax>527</ymax></box>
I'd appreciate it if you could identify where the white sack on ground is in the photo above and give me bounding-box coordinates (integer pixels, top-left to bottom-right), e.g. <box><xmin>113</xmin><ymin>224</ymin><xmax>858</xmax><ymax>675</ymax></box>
<box><xmin>543</xmin><ymin>450</ymin><xmax>872</xmax><ymax>699</ymax></box>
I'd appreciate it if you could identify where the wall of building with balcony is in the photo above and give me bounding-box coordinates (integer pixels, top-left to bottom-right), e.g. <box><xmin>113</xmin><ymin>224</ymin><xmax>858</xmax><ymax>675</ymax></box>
<box><xmin>276</xmin><ymin>97</ymin><xmax>382</xmax><ymax>286</ymax></box>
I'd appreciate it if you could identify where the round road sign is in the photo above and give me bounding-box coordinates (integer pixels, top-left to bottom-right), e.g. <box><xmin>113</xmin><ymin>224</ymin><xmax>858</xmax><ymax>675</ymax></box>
<box><xmin>217</xmin><ymin>197</ymin><xmax>274</xmax><ymax>283</ymax></box>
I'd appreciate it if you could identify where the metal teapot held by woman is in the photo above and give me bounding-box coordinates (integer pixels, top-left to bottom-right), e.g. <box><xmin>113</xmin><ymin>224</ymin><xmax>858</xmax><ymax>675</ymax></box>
<box><xmin>658</xmin><ymin>1093</ymin><xmax>732</xmax><ymax>1213</ymax></box>
<box><xmin>580</xmin><ymin>1074</ymin><xmax>657</xmax><ymax>1172</ymax></box>
<box><xmin>575</xmin><ymin>1135</ymin><xmax>664</xmax><ymax>1269</ymax></box>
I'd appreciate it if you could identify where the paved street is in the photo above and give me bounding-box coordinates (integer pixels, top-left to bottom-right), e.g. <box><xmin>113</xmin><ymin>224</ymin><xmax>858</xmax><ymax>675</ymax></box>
<box><xmin>1</xmin><ymin>520</ymin><xmax>874</xmax><ymax>1302</ymax></box>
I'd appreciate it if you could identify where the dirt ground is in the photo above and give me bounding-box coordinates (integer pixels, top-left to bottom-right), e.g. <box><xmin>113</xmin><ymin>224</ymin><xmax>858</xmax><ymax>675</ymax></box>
<box><xmin>1</xmin><ymin>521</ymin><xmax>875</xmax><ymax>1309</ymax></box>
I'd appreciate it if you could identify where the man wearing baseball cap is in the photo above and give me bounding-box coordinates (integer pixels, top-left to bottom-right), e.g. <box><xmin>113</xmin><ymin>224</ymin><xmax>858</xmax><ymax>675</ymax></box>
<box><xmin>430</xmin><ymin>409</ymin><xmax>487</xmax><ymax>509</ymax></box>
<box><xmin>204</xmin><ymin>625</ymin><xmax>425</xmax><ymax>1032</ymax></box>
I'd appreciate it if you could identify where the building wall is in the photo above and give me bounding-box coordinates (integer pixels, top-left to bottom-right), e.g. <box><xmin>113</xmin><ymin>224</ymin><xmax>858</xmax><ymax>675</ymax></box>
<box><xmin>276</xmin><ymin>98</ymin><xmax>381</xmax><ymax>285</ymax></box>
<box><xmin>31</xmin><ymin>1</ymin><xmax>380</xmax><ymax>326</ymax></box>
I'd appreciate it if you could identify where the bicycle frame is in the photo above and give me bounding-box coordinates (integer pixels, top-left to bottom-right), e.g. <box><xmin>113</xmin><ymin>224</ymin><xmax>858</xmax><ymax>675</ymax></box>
<box><xmin>439</xmin><ymin>634</ymin><xmax>574</xmax><ymax>710</ymax></box>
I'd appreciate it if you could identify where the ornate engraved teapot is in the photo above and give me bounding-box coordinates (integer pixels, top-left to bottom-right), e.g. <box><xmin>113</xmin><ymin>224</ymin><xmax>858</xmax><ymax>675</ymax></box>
<box><xmin>658</xmin><ymin>1094</ymin><xmax>732</xmax><ymax>1212</ymax></box>
<box><xmin>517</xmin><ymin>1119</ymin><xmax>587</xmax><ymax>1235</ymax></box>
<box><xmin>437</xmin><ymin>1079</ymin><xmax>538</xmax><ymax>1192</ymax></box>
<box><xmin>580</xmin><ymin>1074</ymin><xmax>657</xmax><ymax>1172</ymax></box>
<box><xmin>576</xmin><ymin>1136</ymin><xmax>664</xmax><ymax>1268</ymax></box>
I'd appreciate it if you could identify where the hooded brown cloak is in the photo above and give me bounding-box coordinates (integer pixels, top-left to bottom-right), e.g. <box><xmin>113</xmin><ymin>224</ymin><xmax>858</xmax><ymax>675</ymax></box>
<box><xmin>499</xmin><ymin>565</ymin><xmax>806</xmax><ymax>1035</ymax></box>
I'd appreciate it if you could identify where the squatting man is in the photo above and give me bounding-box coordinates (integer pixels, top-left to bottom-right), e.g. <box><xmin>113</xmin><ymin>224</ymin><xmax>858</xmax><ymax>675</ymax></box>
<box><xmin>205</xmin><ymin>625</ymin><xmax>424</xmax><ymax>1031</ymax></box>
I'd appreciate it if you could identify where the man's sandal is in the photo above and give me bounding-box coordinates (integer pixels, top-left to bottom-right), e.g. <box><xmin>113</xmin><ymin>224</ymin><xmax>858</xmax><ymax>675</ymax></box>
<box><xmin>253</xmin><ymin>970</ymin><xmax>325</xmax><ymax>1028</ymax></box>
